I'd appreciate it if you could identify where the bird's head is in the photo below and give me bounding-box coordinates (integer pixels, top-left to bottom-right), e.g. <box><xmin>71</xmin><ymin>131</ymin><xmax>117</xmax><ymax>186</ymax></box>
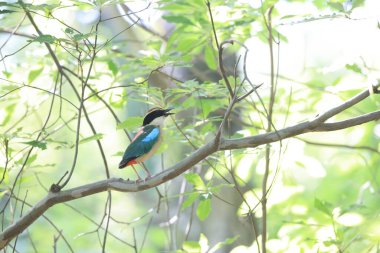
<box><xmin>143</xmin><ymin>107</ymin><xmax>174</xmax><ymax>126</ymax></box>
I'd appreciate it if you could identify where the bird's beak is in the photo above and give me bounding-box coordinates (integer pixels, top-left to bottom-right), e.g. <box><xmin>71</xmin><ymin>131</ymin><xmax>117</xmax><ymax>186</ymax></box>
<box><xmin>164</xmin><ymin>108</ymin><xmax>174</xmax><ymax>116</ymax></box>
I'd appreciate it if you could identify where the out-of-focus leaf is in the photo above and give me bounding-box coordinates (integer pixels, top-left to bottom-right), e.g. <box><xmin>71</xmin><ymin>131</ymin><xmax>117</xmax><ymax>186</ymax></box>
<box><xmin>352</xmin><ymin>0</ymin><xmax>365</xmax><ymax>9</ymax></box>
<box><xmin>162</xmin><ymin>15</ymin><xmax>194</xmax><ymax>25</ymax></box>
<box><xmin>204</xmin><ymin>45</ymin><xmax>217</xmax><ymax>70</ymax></box>
<box><xmin>182</xmin><ymin>192</ymin><xmax>199</xmax><ymax>210</ymax></box>
<box><xmin>0</xmin><ymin>9</ymin><xmax>15</xmax><ymax>14</ymax></box>
<box><xmin>345</xmin><ymin>63</ymin><xmax>362</xmax><ymax>74</ymax></box>
<box><xmin>107</xmin><ymin>60</ymin><xmax>118</xmax><ymax>76</ymax></box>
<box><xmin>64</xmin><ymin>27</ymin><xmax>74</xmax><ymax>34</ymax></box>
<box><xmin>24</xmin><ymin>154</ymin><xmax>37</xmax><ymax>166</ymax></box>
<box><xmin>0</xmin><ymin>2</ymin><xmax>16</xmax><ymax>7</ymax></box>
<box><xmin>24</xmin><ymin>3</ymin><xmax>59</xmax><ymax>12</ymax></box>
<box><xmin>197</xmin><ymin>198</ymin><xmax>211</xmax><ymax>221</ymax></box>
<box><xmin>0</xmin><ymin>167</ymin><xmax>9</xmax><ymax>185</ymax></box>
<box><xmin>1</xmin><ymin>104</ymin><xmax>16</xmax><ymax>125</ymax></box>
<box><xmin>209</xmin><ymin>235</ymin><xmax>239</xmax><ymax>253</ymax></box>
<box><xmin>22</xmin><ymin>140</ymin><xmax>47</xmax><ymax>150</ymax></box>
<box><xmin>177</xmin><ymin>36</ymin><xmax>201</xmax><ymax>52</ymax></box>
<box><xmin>199</xmin><ymin>233</ymin><xmax>208</xmax><ymax>252</ymax></box>
<box><xmin>31</xmin><ymin>34</ymin><xmax>57</xmax><ymax>44</ymax></box>
<box><xmin>184</xmin><ymin>173</ymin><xmax>205</xmax><ymax>190</ymax></box>
<box><xmin>328</xmin><ymin>2</ymin><xmax>345</xmax><ymax>12</ymax></box>
<box><xmin>314</xmin><ymin>198</ymin><xmax>332</xmax><ymax>216</ymax></box>
<box><xmin>28</xmin><ymin>67</ymin><xmax>44</xmax><ymax>84</ymax></box>
<box><xmin>182</xmin><ymin>241</ymin><xmax>201</xmax><ymax>252</ymax></box>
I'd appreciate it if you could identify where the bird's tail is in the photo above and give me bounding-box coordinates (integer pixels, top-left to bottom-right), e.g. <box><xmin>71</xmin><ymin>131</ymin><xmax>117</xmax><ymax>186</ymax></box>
<box><xmin>118</xmin><ymin>157</ymin><xmax>137</xmax><ymax>169</ymax></box>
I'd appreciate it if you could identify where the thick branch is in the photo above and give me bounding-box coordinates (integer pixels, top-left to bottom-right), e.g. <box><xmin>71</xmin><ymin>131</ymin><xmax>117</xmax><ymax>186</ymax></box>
<box><xmin>221</xmin><ymin>110</ymin><xmax>380</xmax><ymax>150</ymax></box>
<box><xmin>0</xmin><ymin>141</ymin><xmax>217</xmax><ymax>248</ymax></box>
<box><xmin>0</xmin><ymin>87</ymin><xmax>379</xmax><ymax>248</ymax></box>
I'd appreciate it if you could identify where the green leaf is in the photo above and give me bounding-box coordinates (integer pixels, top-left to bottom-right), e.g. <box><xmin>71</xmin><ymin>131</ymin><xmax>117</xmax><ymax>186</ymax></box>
<box><xmin>162</xmin><ymin>15</ymin><xmax>194</xmax><ymax>26</ymax></box>
<box><xmin>24</xmin><ymin>3</ymin><xmax>59</xmax><ymax>12</ymax></box>
<box><xmin>184</xmin><ymin>173</ymin><xmax>205</xmax><ymax>190</ymax></box>
<box><xmin>314</xmin><ymin>198</ymin><xmax>332</xmax><ymax>216</ymax></box>
<box><xmin>209</xmin><ymin>235</ymin><xmax>240</xmax><ymax>253</ymax></box>
<box><xmin>22</xmin><ymin>140</ymin><xmax>47</xmax><ymax>150</ymax></box>
<box><xmin>352</xmin><ymin>0</ymin><xmax>365</xmax><ymax>9</ymax></box>
<box><xmin>0</xmin><ymin>9</ymin><xmax>15</xmax><ymax>14</ymax></box>
<box><xmin>328</xmin><ymin>2</ymin><xmax>345</xmax><ymax>12</ymax></box>
<box><xmin>32</xmin><ymin>34</ymin><xmax>56</xmax><ymax>44</ymax></box>
<box><xmin>64</xmin><ymin>27</ymin><xmax>74</xmax><ymax>34</ymax></box>
<box><xmin>28</xmin><ymin>67</ymin><xmax>44</xmax><ymax>84</ymax></box>
<box><xmin>73</xmin><ymin>32</ymin><xmax>94</xmax><ymax>42</ymax></box>
<box><xmin>79</xmin><ymin>133</ymin><xmax>103</xmax><ymax>144</ymax></box>
<box><xmin>182</xmin><ymin>192</ymin><xmax>200</xmax><ymax>210</ymax></box>
<box><xmin>345</xmin><ymin>63</ymin><xmax>362</xmax><ymax>74</ymax></box>
<box><xmin>177</xmin><ymin>36</ymin><xmax>201</xmax><ymax>52</ymax></box>
<box><xmin>107</xmin><ymin>60</ymin><xmax>118</xmax><ymax>76</ymax></box>
<box><xmin>0</xmin><ymin>2</ymin><xmax>16</xmax><ymax>7</ymax></box>
<box><xmin>204</xmin><ymin>45</ymin><xmax>217</xmax><ymax>70</ymax></box>
<box><xmin>117</xmin><ymin>117</ymin><xmax>143</xmax><ymax>131</ymax></box>
<box><xmin>197</xmin><ymin>198</ymin><xmax>211</xmax><ymax>221</ymax></box>
<box><xmin>2</xmin><ymin>70</ymin><xmax>11</xmax><ymax>78</ymax></box>
<box><xmin>199</xmin><ymin>233</ymin><xmax>209</xmax><ymax>252</ymax></box>
<box><xmin>1</xmin><ymin>104</ymin><xmax>16</xmax><ymax>125</ymax></box>
<box><xmin>182</xmin><ymin>241</ymin><xmax>201</xmax><ymax>252</ymax></box>
<box><xmin>0</xmin><ymin>167</ymin><xmax>9</xmax><ymax>185</ymax></box>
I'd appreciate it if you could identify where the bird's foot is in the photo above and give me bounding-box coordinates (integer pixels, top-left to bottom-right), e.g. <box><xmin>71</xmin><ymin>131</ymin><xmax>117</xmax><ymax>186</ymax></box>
<box><xmin>135</xmin><ymin>178</ymin><xmax>143</xmax><ymax>184</ymax></box>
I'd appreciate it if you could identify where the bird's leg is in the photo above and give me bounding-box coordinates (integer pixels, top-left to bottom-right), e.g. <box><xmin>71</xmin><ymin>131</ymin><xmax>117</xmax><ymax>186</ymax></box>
<box><xmin>140</xmin><ymin>163</ymin><xmax>152</xmax><ymax>179</ymax></box>
<box><xmin>131</xmin><ymin>165</ymin><xmax>142</xmax><ymax>182</ymax></box>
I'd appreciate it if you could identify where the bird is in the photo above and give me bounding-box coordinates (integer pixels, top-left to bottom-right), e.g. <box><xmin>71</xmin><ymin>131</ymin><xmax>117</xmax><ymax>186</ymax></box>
<box><xmin>119</xmin><ymin>107</ymin><xmax>174</xmax><ymax>180</ymax></box>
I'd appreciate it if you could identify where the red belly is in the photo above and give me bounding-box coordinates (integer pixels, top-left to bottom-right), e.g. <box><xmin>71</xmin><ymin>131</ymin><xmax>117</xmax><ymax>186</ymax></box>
<box><xmin>127</xmin><ymin>160</ymin><xmax>137</xmax><ymax>166</ymax></box>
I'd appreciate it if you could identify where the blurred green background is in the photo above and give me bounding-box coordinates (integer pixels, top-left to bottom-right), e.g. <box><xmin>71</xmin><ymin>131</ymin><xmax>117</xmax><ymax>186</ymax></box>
<box><xmin>0</xmin><ymin>0</ymin><xmax>380</xmax><ymax>252</ymax></box>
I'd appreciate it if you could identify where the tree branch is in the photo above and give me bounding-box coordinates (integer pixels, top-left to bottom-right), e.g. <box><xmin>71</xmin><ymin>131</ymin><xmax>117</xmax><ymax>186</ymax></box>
<box><xmin>0</xmin><ymin>85</ymin><xmax>379</xmax><ymax>248</ymax></box>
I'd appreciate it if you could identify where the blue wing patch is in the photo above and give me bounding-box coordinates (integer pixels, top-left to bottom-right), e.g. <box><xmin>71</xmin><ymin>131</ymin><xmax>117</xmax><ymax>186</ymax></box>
<box><xmin>142</xmin><ymin>128</ymin><xmax>160</xmax><ymax>143</ymax></box>
<box><xmin>119</xmin><ymin>125</ymin><xmax>160</xmax><ymax>168</ymax></box>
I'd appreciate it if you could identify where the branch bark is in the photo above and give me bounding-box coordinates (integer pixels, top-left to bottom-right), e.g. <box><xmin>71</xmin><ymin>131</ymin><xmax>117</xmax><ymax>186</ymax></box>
<box><xmin>0</xmin><ymin>85</ymin><xmax>379</xmax><ymax>248</ymax></box>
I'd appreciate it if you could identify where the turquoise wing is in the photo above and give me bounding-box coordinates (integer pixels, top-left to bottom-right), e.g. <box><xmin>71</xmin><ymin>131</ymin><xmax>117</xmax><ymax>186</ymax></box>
<box><xmin>119</xmin><ymin>125</ymin><xmax>160</xmax><ymax>168</ymax></box>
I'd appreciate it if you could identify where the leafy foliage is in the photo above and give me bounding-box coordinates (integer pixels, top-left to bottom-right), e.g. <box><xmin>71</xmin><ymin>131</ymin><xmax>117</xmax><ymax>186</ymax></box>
<box><xmin>0</xmin><ymin>0</ymin><xmax>379</xmax><ymax>252</ymax></box>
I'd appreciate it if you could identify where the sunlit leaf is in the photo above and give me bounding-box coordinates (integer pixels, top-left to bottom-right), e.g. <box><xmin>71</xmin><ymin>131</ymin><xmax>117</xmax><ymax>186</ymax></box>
<box><xmin>73</xmin><ymin>32</ymin><xmax>95</xmax><ymax>42</ymax></box>
<box><xmin>31</xmin><ymin>34</ymin><xmax>57</xmax><ymax>44</ymax></box>
<box><xmin>182</xmin><ymin>241</ymin><xmax>201</xmax><ymax>252</ymax></box>
<box><xmin>328</xmin><ymin>2</ymin><xmax>345</xmax><ymax>12</ymax></box>
<box><xmin>182</xmin><ymin>192</ymin><xmax>199</xmax><ymax>210</ymax></box>
<box><xmin>22</xmin><ymin>140</ymin><xmax>47</xmax><ymax>150</ymax></box>
<box><xmin>352</xmin><ymin>0</ymin><xmax>365</xmax><ymax>9</ymax></box>
<box><xmin>64</xmin><ymin>27</ymin><xmax>74</xmax><ymax>34</ymax></box>
<box><xmin>314</xmin><ymin>198</ymin><xmax>332</xmax><ymax>216</ymax></box>
<box><xmin>204</xmin><ymin>45</ymin><xmax>217</xmax><ymax>70</ymax></box>
<box><xmin>163</xmin><ymin>15</ymin><xmax>194</xmax><ymax>25</ymax></box>
<box><xmin>28</xmin><ymin>67</ymin><xmax>44</xmax><ymax>84</ymax></box>
<box><xmin>0</xmin><ymin>9</ymin><xmax>15</xmax><ymax>14</ymax></box>
<box><xmin>79</xmin><ymin>133</ymin><xmax>104</xmax><ymax>144</ymax></box>
<box><xmin>107</xmin><ymin>60</ymin><xmax>118</xmax><ymax>76</ymax></box>
<box><xmin>184</xmin><ymin>173</ymin><xmax>205</xmax><ymax>190</ymax></box>
<box><xmin>1</xmin><ymin>104</ymin><xmax>16</xmax><ymax>125</ymax></box>
<box><xmin>197</xmin><ymin>198</ymin><xmax>211</xmax><ymax>221</ymax></box>
<box><xmin>209</xmin><ymin>235</ymin><xmax>239</xmax><ymax>253</ymax></box>
<box><xmin>345</xmin><ymin>63</ymin><xmax>362</xmax><ymax>74</ymax></box>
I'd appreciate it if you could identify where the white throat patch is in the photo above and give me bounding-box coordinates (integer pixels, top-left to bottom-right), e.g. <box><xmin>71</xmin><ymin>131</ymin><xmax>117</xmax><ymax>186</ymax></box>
<box><xmin>149</xmin><ymin>116</ymin><xmax>165</xmax><ymax>126</ymax></box>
